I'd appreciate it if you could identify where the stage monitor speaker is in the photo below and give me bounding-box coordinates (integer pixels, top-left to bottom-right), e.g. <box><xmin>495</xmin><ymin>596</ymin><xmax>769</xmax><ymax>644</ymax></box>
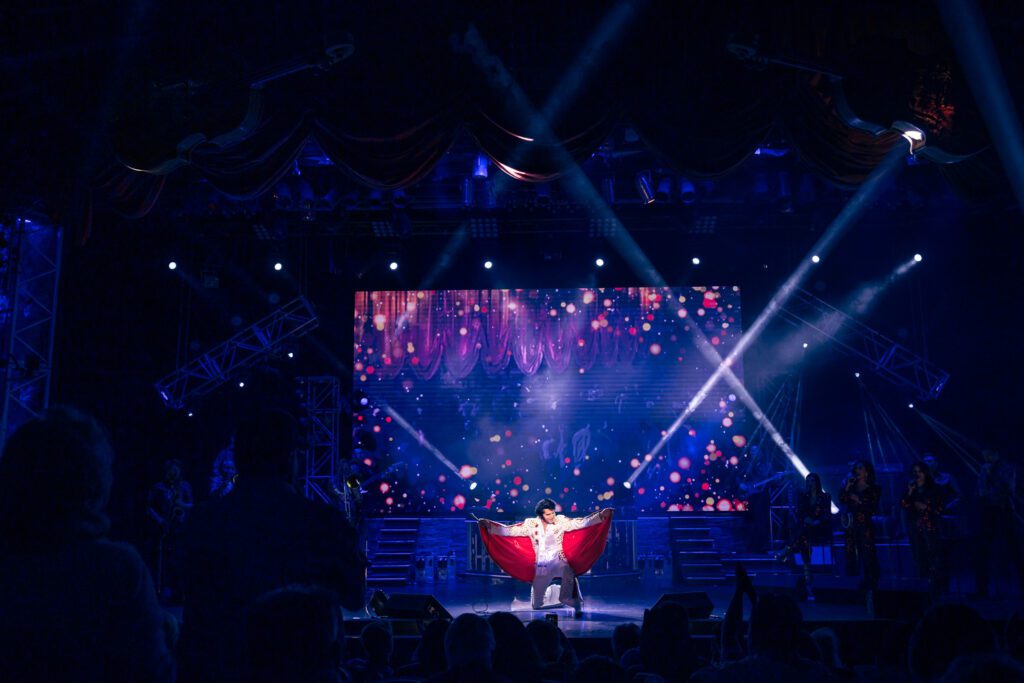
<box><xmin>653</xmin><ymin>592</ymin><xmax>714</xmax><ymax>620</ymax></box>
<box><xmin>378</xmin><ymin>593</ymin><xmax>452</xmax><ymax>621</ymax></box>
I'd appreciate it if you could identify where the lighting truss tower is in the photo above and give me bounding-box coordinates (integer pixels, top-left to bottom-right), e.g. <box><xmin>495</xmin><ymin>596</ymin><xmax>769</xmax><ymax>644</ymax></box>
<box><xmin>743</xmin><ymin>375</ymin><xmax>804</xmax><ymax>548</ymax></box>
<box><xmin>0</xmin><ymin>218</ymin><xmax>63</xmax><ymax>444</ymax></box>
<box><xmin>778</xmin><ymin>288</ymin><xmax>949</xmax><ymax>401</ymax></box>
<box><xmin>154</xmin><ymin>297</ymin><xmax>318</xmax><ymax>409</ymax></box>
<box><xmin>299</xmin><ymin>376</ymin><xmax>340</xmax><ymax>505</ymax></box>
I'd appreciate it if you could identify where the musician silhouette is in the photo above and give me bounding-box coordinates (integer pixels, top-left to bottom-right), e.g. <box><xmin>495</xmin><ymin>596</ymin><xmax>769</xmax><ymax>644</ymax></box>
<box><xmin>146</xmin><ymin>459</ymin><xmax>193</xmax><ymax>602</ymax></box>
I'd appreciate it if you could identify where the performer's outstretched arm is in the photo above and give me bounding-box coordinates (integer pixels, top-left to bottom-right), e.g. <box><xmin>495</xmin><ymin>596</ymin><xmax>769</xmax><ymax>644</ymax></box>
<box><xmin>479</xmin><ymin>518</ymin><xmax>531</xmax><ymax>537</ymax></box>
<box><xmin>562</xmin><ymin>508</ymin><xmax>613</xmax><ymax>531</ymax></box>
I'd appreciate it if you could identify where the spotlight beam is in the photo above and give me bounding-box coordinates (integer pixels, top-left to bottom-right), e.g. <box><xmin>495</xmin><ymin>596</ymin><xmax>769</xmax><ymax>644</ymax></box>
<box><xmin>937</xmin><ymin>0</ymin><xmax>1024</xmax><ymax>213</ymax></box>
<box><xmin>627</xmin><ymin>141</ymin><xmax>908</xmax><ymax>505</ymax></box>
<box><xmin>481</xmin><ymin>1</ymin><xmax>640</xmax><ymax>197</ymax></box>
<box><xmin>378</xmin><ymin>402</ymin><xmax>462</xmax><ymax>478</ymax></box>
<box><xmin>457</xmin><ymin>19</ymin><xmax>879</xmax><ymax>506</ymax></box>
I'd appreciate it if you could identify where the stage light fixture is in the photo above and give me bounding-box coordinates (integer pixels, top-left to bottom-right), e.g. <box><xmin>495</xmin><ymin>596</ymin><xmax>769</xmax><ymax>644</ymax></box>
<box><xmin>914</xmin><ymin>253</ymin><xmax>923</xmax><ymax>262</ymax></box>
<box><xmin>892</xmin><ymin>121</ymin><xmax>926</xmax><ymax>153</ymax></box>
<box><xmin>469</xmin><ymin>481</ymin><xmax>478</xmax><ymax>490</ymax></box>
<box><xmin>287</xmin><ymin>352</ymin><xmax>294</xmax><ymax>358</ymax></box>
<box><xmin>679</xmin><ymin>178</ymin><xmax>697</xmax><ymax>205</ymax></box>
<box><xmin>655</xmin><ymin>176</ymin><xmax>672</xmax><ymax>202</ymax></box>
<box><xmin>389</xmin><ymin>261</ymin><xmax>399</xmax><ymax>271</ymax></box>
<box><xmin>622</xmin><ymin>481</ymin><xmax>632</xmax><ymax>489</ymax></box>
<box><xmin>238</xmin><ymin>381</ymin><xmax>246</xmax><ymax>388</ymax></box>
<box><xmin>691</xmin><ymin>257</ymin><xmax>700</xmax><ymax>266</ymax></box>
<box><xmin>635</xmin><ymin>173</ymin><xmax>655</xmax><ymax>204</ymax></box>
<box><xmin>473</xmin><ymin>153</ymin><xmax>489</xmax><ymax>179</ymax></box>
<box><xmin>854</xmin><ymin>372</ymin><xmax>861</xmax><ymax>378</ymax></box>
<box><xmin>168</xmin><ymin>261</ymin><xmax>178</xmax><ymax>270</ymax></box>
<box><xmin>595</xmin><ymin>257</ymin><xmax>605</xmax><ymax>267</ymax></box>
<box><xmin>908</xmin><ymin>403</ymin><xmax>915</xmax><ymax>409</ymax></box>
<box><xmin>274</xmin><ymin>262</ymin><xmax>283</xmax><ymax>271</ymax></box>
<box><xmin>811</xmin><ymin>255</ymin><xmax>820</xmax><ymax>263</ymax></box>
<box><xmin>484</xmin><ymin>260</ymin><xmax>493</xmax><ymax>270</ymax></box>
<box><xmin>187</xmin><ymin>411</ymin><xmax>194</xmax><ymax>417</ymax></box>
<box><xmin>802</xmin><ymin>342</ymin><xmax>809</xmax><ymax>348</ymax></box>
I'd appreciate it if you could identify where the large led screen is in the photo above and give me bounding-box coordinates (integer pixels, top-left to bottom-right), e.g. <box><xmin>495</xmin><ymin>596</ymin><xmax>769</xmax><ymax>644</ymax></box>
<box><xmin>352</xmin><ymin>287</ymin><xmax>750</xmax><ymax>516</ymax></box>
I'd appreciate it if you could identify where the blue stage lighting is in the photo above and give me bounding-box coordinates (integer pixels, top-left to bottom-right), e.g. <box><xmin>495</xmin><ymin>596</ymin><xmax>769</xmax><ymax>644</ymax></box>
<box><xmin>168</xmin><ymin>261</ymin><xmax>178</xmax><ymax>270</ymax></box>
<box><xmin>389</xmin><ymin>261</ymin><xmax>399</xmax><ymax>271</ymax></box>
<box><xmin>811</xmin><ymin>255</ymin><xmax>820</xmax><ymax>263</ymax></box>
<box><xmin>914</xmin><ymin>253</ymin><xmax>923</xmax><ymax>262</ymax></box>
<box><xmin>635</xmin><ymin>173</ymin><xmax>655</xmax><ymax>204</ymax></box>
<box><xmin>238</xmin><ymin>381</ymin><xmax>245</xmax><ymax>388</ymax></box>
<box><xmin>473</xmin><ymin>154</ymin><xmax>489</xmax><ymax>179</ymax></box>
<box><xmin>274</xmin><ymin>262</ymin><xmax>283</xmax><ymax>271</ymax></box>
<box><xmin>595</xmin><ymin>257</ymin><xmax>605</xmax><ymax>267</ymax></box>
<box><xmin>484</xmin><ymin>260</ymin><xmax>493</xmax><ymax>270</ymax></box>
<box><xmin>691</xmin><ymin>257</ymin><xmax>700</xmax><ymax>266</ymax></box>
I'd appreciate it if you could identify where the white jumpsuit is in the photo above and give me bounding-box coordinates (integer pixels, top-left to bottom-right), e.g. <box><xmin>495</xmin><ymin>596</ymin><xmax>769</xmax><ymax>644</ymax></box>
<box><xmin>490</xmin><ymin>511</ymin><xmax>604</xmax><ymax>609</ymax></box>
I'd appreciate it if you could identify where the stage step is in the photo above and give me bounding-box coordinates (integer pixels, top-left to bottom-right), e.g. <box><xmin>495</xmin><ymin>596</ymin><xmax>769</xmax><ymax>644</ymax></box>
<box><xmin>671</xmin><ymin>522</ymin><xmax>724</xmax><ymax>585</ymax></box>
<box><xmin>366</xmin><ymin>518</ymin><xmax>421</xmax><ymax>587</ymax></box>
<box><xmin>676</xmin><ymin>551</ymin><xmax>722</xmax><ymax>564</ymax></box>
<box><xmin>375</xmin><ymin>552</ymin><xmax>414</xmax><ymax>561</ymax></box>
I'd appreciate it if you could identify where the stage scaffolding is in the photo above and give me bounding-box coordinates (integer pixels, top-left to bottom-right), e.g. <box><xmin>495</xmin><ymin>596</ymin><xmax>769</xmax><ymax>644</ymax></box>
<box><xmin>299</xmin><ymin>375</ymin><xmax>342</xmax><ymax>508</ymax></box>
<box><xmin>154</xmin><ymin>297</ymin><xmax>318</xmax><ymax>409</ymax></box>
<box><xmin>779</xmin><ymin>288</ymin><xmax>949</xmax><ymax>401</ymax></box>
<box><xmin>0</xmin><ymin>218</ymin><xmax>62</xmax><ymax>443</ymax></box>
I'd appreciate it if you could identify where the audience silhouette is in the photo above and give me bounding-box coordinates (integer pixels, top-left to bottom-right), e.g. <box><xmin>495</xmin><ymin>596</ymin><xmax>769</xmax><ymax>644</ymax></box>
<box><xmin>243</xmin><ymin>584</ymin><xmax>347</xmax><ymax>683</ymax></box>
<box><xmin>178</xmin><ymin>410</ymin><xmax>366</xmax><ymax>683</ymax></box>
<box><xmin>0</xmin><ymin>407</ymin><xmax>175</xmax><ymax>682</ymax></box>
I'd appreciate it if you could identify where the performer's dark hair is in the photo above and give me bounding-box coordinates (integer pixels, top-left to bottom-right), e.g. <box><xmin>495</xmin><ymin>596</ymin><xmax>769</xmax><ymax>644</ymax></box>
<box><xmin>910</xmin><ymin>460</ymin><xmax>935</xmax><ymax>487</ymax></box>
<box><xmin>535</xmin><ymin>499</ymin><xmax>557</xmax><ymax>517</ymax></box>
<box><xmin>851</xmin><ymin>460</ymin><xmax>876</xmax><ymax>484</ymax></box>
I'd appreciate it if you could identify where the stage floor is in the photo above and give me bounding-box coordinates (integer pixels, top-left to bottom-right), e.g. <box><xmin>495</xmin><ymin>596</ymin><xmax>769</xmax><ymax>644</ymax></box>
<box><xmin>347</xmin><ymin>575</ymin><xmax>1024</xmax><ymax>639</ymax></box>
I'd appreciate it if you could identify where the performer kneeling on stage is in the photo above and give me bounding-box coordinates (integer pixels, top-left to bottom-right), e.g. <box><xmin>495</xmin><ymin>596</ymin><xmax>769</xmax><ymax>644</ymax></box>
<box><xmin>477</xmin><ymin>499</ymin><xmax>613</xmax><ymax>617</ymax></box>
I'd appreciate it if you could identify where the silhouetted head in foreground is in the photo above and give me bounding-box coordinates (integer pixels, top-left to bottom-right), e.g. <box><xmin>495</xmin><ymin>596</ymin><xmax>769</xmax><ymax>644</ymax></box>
<box><xmin>0</xmin><ymin>407</ymin><xmax>113</xmax><ymax>548</ymax></box>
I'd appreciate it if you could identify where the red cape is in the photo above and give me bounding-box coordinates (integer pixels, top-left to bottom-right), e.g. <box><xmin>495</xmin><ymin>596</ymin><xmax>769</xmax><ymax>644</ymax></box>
<box><xmin>479</xmin><ymin>514</ymin><xmax>613</xmax><ymax>583</ymax></box>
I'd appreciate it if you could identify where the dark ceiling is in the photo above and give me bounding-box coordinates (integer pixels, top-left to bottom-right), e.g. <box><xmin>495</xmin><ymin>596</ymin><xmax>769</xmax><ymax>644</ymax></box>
<box><xmin>4</xmin><ymin>1</ymin><xmax>1024</xmax><ymax>493</ymax></box>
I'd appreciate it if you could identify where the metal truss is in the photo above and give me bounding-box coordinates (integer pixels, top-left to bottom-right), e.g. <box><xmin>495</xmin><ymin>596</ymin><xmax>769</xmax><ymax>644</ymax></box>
<box><xmin>742</xmin><ymin>375</ymin><xmax>803</xmax><ymax>548</ymax></box>
<box><xmin>769</xmin><ymin>477</ymin><xmax>796</xmax><ymax>549</ymax></box>
<box><xmin>778</xmin><ymin>288</ymin><xmax>949</xmax><ymax>401</ymax></box>
<box><xmin>154</xmin><ymin>297</ymin><xmax>319</xmax><ymax>409</ymax></box>
<box><xmin>1</xmin><ymin>218</ymin><xmax>63</xmax><ymax>443</ymax></box>
<box><xmin>299</xmin><ymin>376</ymin><xmax>340</xmax><ymax>506</ymax></box>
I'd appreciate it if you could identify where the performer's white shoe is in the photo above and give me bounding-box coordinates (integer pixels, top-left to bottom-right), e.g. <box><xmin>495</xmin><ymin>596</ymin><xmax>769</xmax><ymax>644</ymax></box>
<box><xmin>562</xmin><ymin>600</ymin><xmax>582</xmax><ymax>618</ymax></box>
